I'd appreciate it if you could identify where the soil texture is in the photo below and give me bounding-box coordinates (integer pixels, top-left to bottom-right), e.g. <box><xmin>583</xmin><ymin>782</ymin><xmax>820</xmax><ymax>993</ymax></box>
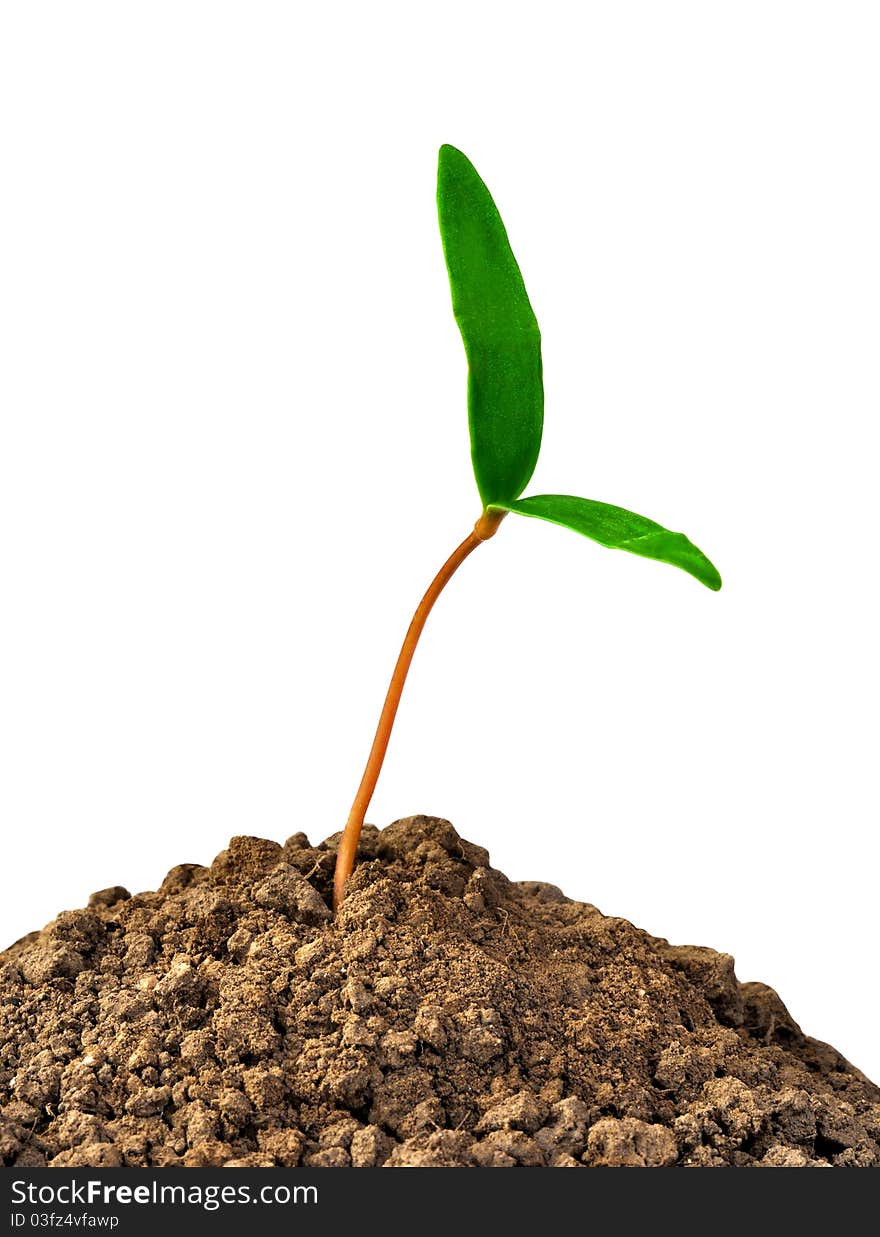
<box><xmin>2</xmin><ymin>816</ymin><xmax>878</xmax><ymax>1168</ymax></box>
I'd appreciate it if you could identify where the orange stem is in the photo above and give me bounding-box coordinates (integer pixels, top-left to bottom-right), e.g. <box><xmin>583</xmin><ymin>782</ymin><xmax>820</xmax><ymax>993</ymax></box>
<box><xmin>333</xmin><ymin>508</ymin><xmax>506</xmax><ymax>910</ymax></box>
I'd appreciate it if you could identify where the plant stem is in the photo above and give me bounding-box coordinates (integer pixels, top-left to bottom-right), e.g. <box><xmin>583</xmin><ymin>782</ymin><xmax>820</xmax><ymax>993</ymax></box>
<box><xmin>332</xmin><ymin>508</ymin><xmax>506</xmax><ymax>910</ymax></box>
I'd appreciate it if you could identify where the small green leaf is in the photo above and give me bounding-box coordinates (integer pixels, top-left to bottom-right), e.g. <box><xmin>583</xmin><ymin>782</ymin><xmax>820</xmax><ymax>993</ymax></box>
<box><xmin>437</xmin><ymin>145</ymin><xmax>543</xmax><ymax>508</ymax></box>
<box><xmin>497</xmin><ymin>494</ymin><xmax>722</xmax><ymax>591</ymax></box>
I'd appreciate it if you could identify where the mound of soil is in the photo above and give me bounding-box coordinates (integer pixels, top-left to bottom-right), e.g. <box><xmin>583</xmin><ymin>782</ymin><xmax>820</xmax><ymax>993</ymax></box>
<box><xmin>1</xmin><ymin>816</ymin><xmax>878</xmax><ymax>1168</ymax></box>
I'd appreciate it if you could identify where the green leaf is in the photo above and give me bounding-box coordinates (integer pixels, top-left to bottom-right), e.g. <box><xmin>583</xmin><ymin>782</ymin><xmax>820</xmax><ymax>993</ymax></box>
<box><xmin>437</xmin><ymin>145</ymin><xmax>543</xmax><ymax>507</ymax></box>
<box><xmin>497</xmin><ymin>494</ymin><xmax>722</xmax><ymax>591</ymax></box>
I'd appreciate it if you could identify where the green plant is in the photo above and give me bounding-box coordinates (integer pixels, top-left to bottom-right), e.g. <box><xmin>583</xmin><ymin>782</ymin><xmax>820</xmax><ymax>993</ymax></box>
<box><xmin>332</xmin><ymin>145</ymin><xmax>721</xmax><ymax>909</ymax></box>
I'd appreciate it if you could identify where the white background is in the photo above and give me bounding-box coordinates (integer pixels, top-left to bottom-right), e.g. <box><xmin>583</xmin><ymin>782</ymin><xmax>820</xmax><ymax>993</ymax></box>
<box><xmin>1</xmin><ymin>3</ymin><xmax>877</xmax><ymax>1084</ymax></box>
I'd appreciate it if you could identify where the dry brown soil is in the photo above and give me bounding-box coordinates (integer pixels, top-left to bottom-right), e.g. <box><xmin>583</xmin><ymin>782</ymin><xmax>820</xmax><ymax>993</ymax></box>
<box><xmin>2</xmin><ymin>816</ymin><xmax>877</xmax><ymax>1168</ymax></box>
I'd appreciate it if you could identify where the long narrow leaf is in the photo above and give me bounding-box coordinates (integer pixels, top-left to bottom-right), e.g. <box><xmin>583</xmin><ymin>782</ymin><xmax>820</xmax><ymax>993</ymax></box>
<box><xmin>437</xmin><ymin>145</ymin><xmax>543</xmax><ymax>507</ymax></box>
<box><xmin>498</xmin><ymin>494</ymin><xmax>722</xmax><ymax>590</ymax></box>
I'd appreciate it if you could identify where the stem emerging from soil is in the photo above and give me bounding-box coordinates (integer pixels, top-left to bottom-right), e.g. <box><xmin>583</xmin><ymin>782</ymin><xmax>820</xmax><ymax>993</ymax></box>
<box><xmin>333</xmin><ymin>508</ymin><xmax>506</xmax><ymax>910</ymax></box>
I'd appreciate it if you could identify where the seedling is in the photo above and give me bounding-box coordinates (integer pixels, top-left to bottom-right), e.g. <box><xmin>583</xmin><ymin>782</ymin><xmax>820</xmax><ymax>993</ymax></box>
<box><xmin>332</xmin><ymin>145</ymin><xmax>721</xmax><ymax>909</ymax></box>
